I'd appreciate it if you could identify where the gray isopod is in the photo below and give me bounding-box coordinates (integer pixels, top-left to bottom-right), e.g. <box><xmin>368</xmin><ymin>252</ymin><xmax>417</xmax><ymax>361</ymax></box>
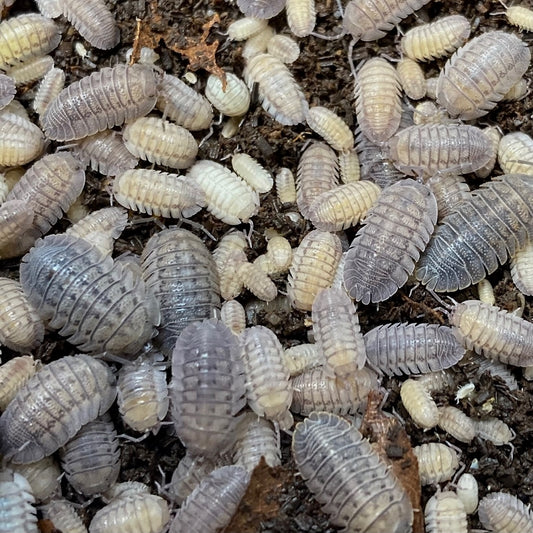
<box><xmin>20</xmin><ymin>233</ymin><xmax>159</xmax><ymax>356</ymax></box>
<box><xmin>478</xmin><ymin>492</ymin><xmax>533</xmax><ymax>533</ymax></box>
<box><xmin>0</xmin><ymin>469</ymin><xmax>38</xmax><ymax>533</ymax></box>
<box><xmin>141</xmin><ymin>228</ymin><xmax>220</xmax><ymax>356</ymax></box>
<box><xmin>437</xmin><ymin>31</ymin><xmax>531</xmax><ymax>120</ymax></box>
<box><xmin>292</xmin><ymin>411</ymin><xmax>413</xmax><ymax>533</ymax></box>
<box><xmin>171</xmin><ymin>319</ymin><xmax>246</xmax><ymax>457</ymax></box>
<box><xmin>42</xmin><ymin>64</ymin><xmax>159</xmax><ymax>141</ymax></box>
<box><xmin>343</xmin><ymin>179</ymin><xmax>437</xmax><ymax>304</ymax></box>
<box><xmin>0</xmin><ymin>355</ymin><xmax>116</xmax><ymax>464</ymax></box>
<box><xmin>364</xmin><ymin>323</ymin><xmax>465</xmax><ymax>377</ymax></box>
<box><xmin>59</xmin><ymin>414</ymin><xmax>120</xmax><ymax>496</ymax></box>
<box><xmin>169</xmin><ymin>465</ymin><xmax>250</xmax><ymax>533</ymax></box>
<box><xmin>415</xmin><ymin>174</ymin><xmax>533</xmax><ymax>292</ymax></box>
<box><xmin>0</xmin><ymin>73</ymin><xmax>15</xmax><ymax>109</ymax></box>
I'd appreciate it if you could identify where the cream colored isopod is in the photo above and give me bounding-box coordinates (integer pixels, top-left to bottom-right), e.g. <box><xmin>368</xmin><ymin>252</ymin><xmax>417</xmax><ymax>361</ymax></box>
<box><xmin>205</xmin><ymin>72</ymin><xmax>250</xmax><ymax>117</ymax></box>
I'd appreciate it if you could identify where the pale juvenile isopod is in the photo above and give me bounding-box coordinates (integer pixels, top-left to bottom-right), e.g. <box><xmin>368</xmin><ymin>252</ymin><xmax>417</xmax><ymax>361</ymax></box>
<box><xmin>354</xmin><ymin>57</ymin><xmax>402</xmax><ymax>144</ymax></box>
<box><xmin>498</xmin><ymin>132</ymin><xmax>533</xmax><ymax>175</ymax></box>
<box><xmin>169</xmin><ymin>466</ymin><xmax>250</xmax><ymax>533</ymax></box>
<box><xmin>502</xmin><ymin>77</ymin><xmax>528</xmax><ymax>101</ymax></box>
<box><xmin>267</xmin><ymin>34</ymin><xmax>300</xmax><ymax>63</ymax></box>
<box><xmin>275</xmin><ymin>167</ymin><xmax>297</xmax><ymax>204</ymax></box>
<box><xmin>477</xmin><ymin>278</ymin><xmax>496</xmax><ymax>306</ymax></box>
<box><xmin>413</xmin><ymin>442</ymin><xmax>460</xmax><ymax>485</ymax></box>
<box><xmin>241</xmin><ymin>325</ymin><xmax>293</xmax><ymax>429</ymax></box>
<box><xmin>238</xmin><ymin>261</ymin><xmax>278</xmax><ymax>301</ymax></box>
<box><xmin>436</xmin><ymin>31</ymin><xmax>531</xmax><ymax>120</ymax></box>
<box><xmin>8</xmin><ymin>456</ymin><xmax>60</xmax><ymax>503</ymax></box>
<box><xmin>220</xmin><ymin>300</ymin><xmax>246</xmax><ymax>335</ymax></box>
<box><xmin>0</xmin><ymin>470</ymin><xmax>38</xmax><ymax>533</ymax></box>
<box><xmin>254</xmin><ymin>232</ymin><xmax>292</xmax><ymax>276</ymax></box>
<box><xmin>242</xmin><ymin>26</ymin><xmax>275</xmax><ymax>61</ymax></box>
<box><xmin>305</xmin><ymin>106</ymin><xmax>354</xmax><ymax>153</ymax></box>
<box><xmin>343</xmin><ymin>179</ymin><xmax>437</xmax><ymax>304</ymax></box>
<box><xmin>338</xmin><ymin>147</ymin><xmax>361</xmax><ymax>183</ymax></box>
<box><xmin>71</xmin><ymin>130</ymin><xmax>138</xmax><ymax>176</ymax></box>
<box><xmin>214</xmin><ymin>230</ymin><xmax>248</xmax><ymax>300</ymax></box>
<box><xmin>0</xmin><ymin>14</ymin><xmax>61</xmax><ymax>71</ymax></box>
<box><xmin>285</xmin><ymin>0</ymin><xmax>316</xmax><ymax>37</ymax></box>
<box><xmin>123</xmin><ymin>116</ymin><xmax>198</xmax><ymax>169</ymax></box>
<box><xmin>113</xmin><ymin>168</ymin><xmax>205</xmax><ymax>219</ymax></box>
<box><xmin>296</xmin><ymin>141</ymin><xmax>339</xmax><ymax>219</ymax></box>
<box><xmin>388</xmin><ymin>124</ymin><xmax>492</xmax><ymax>177</ymax></box>
<box><xmin>475</xmin><ymin>417</ymin><xmax>514</xmax><ymax>446</ymax></box>
<box><xmin>425</xmin><ymin>491</ymin><xmax>467</xmax><ymax>533</ymax></box>
<box><xmin>0</xmin><ymin>201</ymin><xmax>33</xmax><ymax>259</ymax></box>
<box><xmin>20</xmin><ymin>233</ymin><xmax>159</xmax><ymax>356</ymax></box>
<box><xmin>0</xmin><ymin>112</ymin><xmax>44</xmax><ymax>167</ymax></box>
<box><xmin>427</xmin><ymin>174</ymin><xmax>470</xmax><ymax>220</ymax></box>
<box><xmin>478</xmin><ymin>492</ymin><xmax>533</xmax><ymax>533</ymax></box>
<box><xmin>188</xmin><ymin>159</ymin><xmax>259</xmax><ymax>224</ymax></box>
<box><xmin>505</xmin><ymin>5</ymin><xmax>533</xmax><ymax>32</ymax></box>
<box><xmin>0</xmin><ymin>356</ymin><xmax>39</xmax><ymax>412</ymax></box>
<box><xmin>292</xmin><ymin>412</ymin><xmax>413</xmax><ymax>532</ymax></box>
<box><xmin>437</xmin><ymin>406</ymin><xmax>476</xmax><ymax>444</ymax></box>
<box><xmin>205</xmin><ymin>72</ymin><xmax>251</xmax><ymax>117</ymax></box>
<box><xmin>511</xmin><ymin>241</ymin><xmax>533</xmax><ymax>296</ymax></box>
<box><xmin>232</xmin><ymin>411</ymin><xmax>281</xmax><ymax>471</ymax></box>
<box><xmin>141</xmin><ymin>228</ymin><xmax>220</xmax><ymax>356</ymax></box>
<box><xmin>89</xmin><ymin>484</ymin><xmax>170</xmax><ymax>533</ymax></box>
<box><xmin>232</xmin><ymin>152</ymin><xmax>273</xmax><ymax>193</ymax></box>
<box><xmin>308</xmin><ymin>180</ymin><xmax>381</xmax><ymax>231</ymax></box>
<box><xmin>455</xmin><ymin>473</ymin><xmax>478</xmax><ymax>514</ymax></box>
<box><xmin>287</xmin><ymin>229</ymin><xmax>342</xmax><ymax>311</ymax></box>
<box><xmin>117</xmin><ymin>351</ymin><xmax>169</xmax><ymax>434</ymax></box>
<box><xmin>41</xmin><ymin>499</ymin><xmax>87</xmax><ymax>533</ymax></box>
<box><xmin>59</xmin><ymin>414</ymin><xmax>120</xmax><ymax>496</ymax></box>
<box><xmin>364</xmin><ymin>323</ymin><xmax>464</xmax><ymax>377</ymax></box>
<box><xmin>412</xmin><ymin>101</ymin><xmax>452</xmax><ymax>126</ymax></box>
<box><xmin>42</xmin><ymin>63</ymin><xmax>159</xmax><ymax>141</ymax></box>
<box><xmin>291</xmin><ymin>366</ymin><xmax>377</xmax><ymax>415</ymax></box>
<box><xmin>237</xmin><ymin>0</ymin><xmax>286</xmax><ymax>19</ymax></box>
<box><xmin>415</xmin><ymin>175</ymin><xmax>533</xmax><ymax>292</ymax></box>
<box><xmin>171</xmin><ymin>319</ymin><xmax>246</xmax><ymax>457</ymax></box>
<box><xmin>156</xmin><ymin>73</ymin><xmax>213</xmax><ymax>131</ymax></box>
<box><xmin>416</xmin><ymin>369</ymin><xmax>455</xmax><ymax>394</ymax></box>
<box><xmin>49</xmin><ymin>0</ymin><xmax>120</xmax><ymax>50</ymax></box>
<box><xmin>227</xmin><ymin>17</ymin><xmax>268</xmax><ymax>41</ymax></box>
<box><xmin>0</xmin><ymin>355</ymin><xmax>116</xmax><ymax>464</ymax></box>
<box><xmin>400</xmin><ymin>15</ymin><xmax>471</xmax><ymax>61</ymax></box>
<box><xmin>397</xmin><ymin>57</ymin><xmax>426</xmax><ymax>100</ymax></box>
<box><xmin>283</xmin><ymin>343</ymin><xmax>323</xmax><ymax>377</ymax></box>
<box><xmin>0</xmin><ymin>279</ymin><xmax>44</xmax><ymax>353</ymax></box>
<box><xmin>400</xmin><ymin>378</ymin><xmax>439</xmax><ymax>429</ymax></box>
<box><xmin>0</xmin><ymin>73</ymin><xmax>15</xmax><ymax>109</ymax></box>
<box><xmin>449</xmin><ymin>300</ymin><xmax>533</xmax><ymax>367</ymax></box>
<box><xmin>125</xmin><ymin>46</ymin><xmax>159</xmax><ymax>65</ymax></box>
<box><xmin>244</xmin><ymin>53</ymin><xmax>308</xmax><ymax>125</ymax></box>
<box><xmin>32</xmin><ymin>67</ymin><xmax>65</xmax><ymax>117</ymax></box>
<box><xmin>6</xmin><ymin>55</ymin><xmax>53</xmax><ymax>86</ymax></box>
<box><xmin>312</xmin><ymin>287</ymin><xmax>366</xmax><ymax>378</ymax></box>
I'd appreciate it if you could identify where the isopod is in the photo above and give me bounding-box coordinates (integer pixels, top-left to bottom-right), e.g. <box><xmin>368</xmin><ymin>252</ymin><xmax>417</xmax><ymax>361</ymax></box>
<box><xmin>425</xmin><ymin>491</ymin><xmax>467</xmax><ymax>533</ymax></box>
<box><xmin>241</xmin><ymin>325</ymin><xmax>294</xmax><ymax>429</ymax></box>
<box><xmin>413</xmin><ymin>442</ymin><xmax>460</xmax><ymax>485</ymax></box>
<box><xmin>0</xmin><ymin>355</ymin><xmax>116</xmax><ymax>464</ymax></box>
<box><xmin>20</xmin><ymin>233</ymin><xmax>159</xmax><ymax>356</ymax></box>
<box><xmin>478</xmin><ymin>492</ymin><xmax>533</xmax><ymax>533</ymax></box>
<box><xmin>338</xmin><ymin>147</ymin><xmax>361</xmax><ymax>183</ymax></box>
<box><xmin>117</xmin><ymin>351</ymin><xmax>169</xmax><ymax>434</ymax></box>
<box><xmin>427</xmin><ymin>174</ymin><xmax>470</xmax><ymax>220</ymax></box>
<box><xmin>437</xmin><ymin>405</ymin><xmax>476</xmax><ymax>444</ymax></box>
<box><xmin>0</xmin><ymin>469</ymin><xmax>37</xmax><ymax>533</ymax></box>
<box><xmin>477</xmin><ymin>278</ymin><xmax>496</xmax><ymax>306</ymax></box>
<box><xmin>170</xmin><ymin>319</ymin><xmax>246</xmax><ymax>457</ymax></box>
<box><xmin>436</xmin><ymin>31</ymin><xmax>531</xmax><ymax>120</ymax></box>
<box><xmin>220</xmin><ymin>300</ymin><xmax>247</xmax><ymax>335</ymax></box>
<box><xmin>41</xmin><ymin>499</ymin><xmax>87</xmax><ymax>533</ymax></box>
<box><xmin>32</xmin><ymin>67</ymin><xmax>65</xmax><ymax>117</ymax></box>
<box><xmin>254</xmin><ymin>232</ymin><xmax>293</xmax><ymax>275</ymax></box>
<box><xmin>296</xmin><ymin>141</ymin><xmax>339</xmax><ymax>219</ymax></box>
<box><xmin>267</xmin><ymin>33</ymin><xmax>300</xmax><ymax>63</ymax></box>
<box><xmin>231</xmin><ymin>152</ymin><xmax>273</xmax><ymax>193</ymax></box>
<box><xmin>292</xmin><ymin>412</ymin><xmax>413</xmax><ymax>532</ymax></box>
<box><xmin>283</xmin><ymin>343</ymin><xmax>323</xmax><ymax>377</ymax></box>
<box><xmin>140</xmin><ymin>228</ymin><xmax>220</xmax><ymax>356</ymax></box>
<box><xmin>475</xmin><ymin>126</ymin><xmax>501</xmax><ymax>178</ymax></box>
<box><xmin>511</xmin><ymin>241</ymin><xmax>533</xmax><ymax>296</ymax></box>
<box><xmin>188</xmin><ymin>159</ymin><xmax>259</xmax><ymax>224</ymax></box>
<box><xmin>305</xmin><ymin>106</ymin><xmax>354</xmax><ymax>152</ymax></box>
<box><xmin>0</xmin><ymin>73</ymin><xmax>15</xmax><ymax>109</ymax></box>
<box><xmin>400</xmin><ymin>378</ymin><xmax>439</xmax><ymax>429</ymax></box>
<box><xmin>475</xmin><ymin>416</ymin><xmax>514</xmax><ymax>446</ymax></box>
<box><xmin>502</xmin><ymin>77</ymin><xmax>528</xmax><ymax>101</ymax></box>
<box><xmin>455</xmin><ymin>473</ymin><xmax>478</xmax><ymax>514</ymax></box>
<box><xmin>244</xmin><ymin>53</ymin><xmax>308</xmax><ymax>125</ymax></box>
<box><xmin>169</xmin><ymin>466</ymin><xmax>250</xmax><ymax>533</ymax></box>
<box><xmin>6</xmin><ymin>55</ymin><xmax>53</xmax><ymax>86</ymax></box>
<box><xmin>0</xmin><ymin>356</ymin><xmax>39</xmax><ymax>412</ymax></box>
<box><xmin>113</xmin><ymin>168</ymin><xmax>206</xmax><ymax>219</ymax></box>
<box><xmin>8</xmin><ymin>456</ymin><xmax>60</xmax><ymax>503</ymax></box>
<box><xmin>364</xmin><ymin>323</ymin><xmax>464</xmax><ymax>377</ymax></box>
<box><xmin>397</xmin><ymin>57</ymin><xmax>426</xmax><ymax>100</ymax></box>
<box><xmin>59</xmin><ymin>414</ymin><xmax>120</xmax><ymax>496</ymax></box>
<box><xmin>505</xmin><ymin>5</ymin><xmax>533</xmax><ymax>32</ymax></box>
<box><xmin>400</xmin><ymin>15</ymin><xmax>471</xmax><ymax>61</ymax></box>
<box><xmin>122</xmin><ymin>116</ymin><xmax>198</xmax><ymax>169</ymax></box>
<box><xmin>156</xmin><ymin>73</ymin><xmax>213</xmax><ymax>131</ymax></box>
<box><xmin>287</xmin><ymin>229</ymin><xmax>342</xmax><ymax>311</ymax></box>
<box><xmin>498</xmin><ymin>132</ymin><xmax>533</xmax><ymax>176</ymax></box>
<box><xmin>0</xmin><ymin>112</ymin><xmax>44</xmax><ymax>167</ymax></box>
<box><xmin>412</xmin><ymin>101</ymin><xmax>452</xmax><ymax>125</ymax></box>
<box><xmin>275</xmin><ymin>167</ymin><xmax>297</xmax><ymax>204</ymax></box>
<box><xmin>227</xmin><ymin>17</ymin><xmax>268</xmax><ymax>41</ymax></box>
<box><xmin>354</xmin><ymin>57</ymin><xmax>402</xmax><ymax>144</ymax></box>
<box><xmin>449</xmin><ymin>300</ymin><xmax>533</xmax><ymax>367</ymax></box>
<box><xmin>343</xmin><ymin>179</ymin><xmax>437</xmax><ymax>304</ymax></box>
<box><xmin>415</xmin><ymin>175</ymin><xmax>533</xmax><ymax>292</ymax></box>
<box><xmin>285</xmin><ymin>0</ymin><xmax>316</xmax><ymax>38</ymax></box>
<box><xmin>0</xmin><ymin>200</ymin><xmax>33</xmax><ymax>259</ymax></box>
<box><xmin>42</xmin><ymin>63</ymin><xmax>159</xmax><ymax>141</ymax></box>
<box><xmin>205</xmin><ymin>72</ymin><xmax>251</xmax><ymax>117</ymax></box>
<box><xmin>242</xmin><ymin>26</ymin><xmax>275</xmax><ymax>61</ymax></box>
<box><xmin>237</xmin><ymin>0</ymin><xmax>286</xmax><ymax>19</ymax></box>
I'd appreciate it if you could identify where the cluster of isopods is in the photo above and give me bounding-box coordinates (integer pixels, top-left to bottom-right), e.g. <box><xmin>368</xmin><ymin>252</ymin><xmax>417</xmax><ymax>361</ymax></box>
<box><xmin>0</xmin><ymin>0</ymin><xmax>533</xmax><ymax>531</ymax></box>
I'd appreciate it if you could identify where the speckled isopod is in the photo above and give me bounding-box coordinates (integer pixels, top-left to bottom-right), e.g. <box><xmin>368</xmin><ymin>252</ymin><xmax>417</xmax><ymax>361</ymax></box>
<box><xmin>413</xmin><ymin>442</ymin><xmax>460</xmax><ymax>485</ymax></box>
<box><xmin>286</xmin><ymin>0</ymin><xmax>316</xmax><ymax>37</ymax></box>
